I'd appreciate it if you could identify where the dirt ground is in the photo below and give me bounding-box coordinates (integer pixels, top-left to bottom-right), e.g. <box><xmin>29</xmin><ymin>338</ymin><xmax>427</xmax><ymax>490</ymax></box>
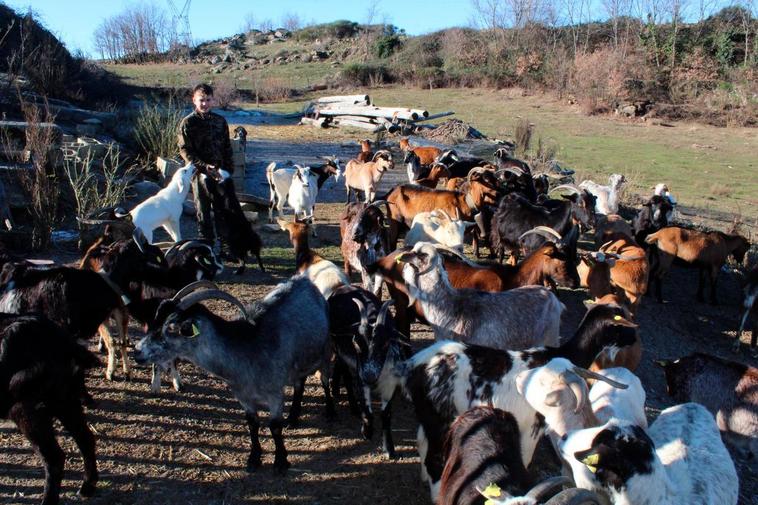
<box><xmin>1</xmin><ymin>140</ymin><xmax>757</xmax><ymax>505</ymax></box>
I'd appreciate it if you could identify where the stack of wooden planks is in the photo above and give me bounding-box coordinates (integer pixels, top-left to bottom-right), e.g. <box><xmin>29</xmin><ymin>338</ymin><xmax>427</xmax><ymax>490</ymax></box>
<box><xmin>301</xmin><ymin>95</ymin><xmax>454</xmax><ymax>133</ymax></box>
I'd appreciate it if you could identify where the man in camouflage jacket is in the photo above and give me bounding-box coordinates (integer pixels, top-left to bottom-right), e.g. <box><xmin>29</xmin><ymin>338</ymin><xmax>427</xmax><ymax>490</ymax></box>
<box><xmin>177</xmin><ymin>83</ymin><xmax>234</xmax><ymax>246</ymax></box>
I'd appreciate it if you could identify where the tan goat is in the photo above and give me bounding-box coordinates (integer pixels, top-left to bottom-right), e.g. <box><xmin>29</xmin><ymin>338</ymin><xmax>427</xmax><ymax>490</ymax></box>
<box><xmin>344</xmin><ymin>150</ymin><xmax>394</xmax><ymax>203</ymax></box>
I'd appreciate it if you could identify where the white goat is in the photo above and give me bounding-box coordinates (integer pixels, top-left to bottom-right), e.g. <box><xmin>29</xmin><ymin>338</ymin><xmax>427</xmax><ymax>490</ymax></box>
<box><xmin>286</xmin><ymin>165</ymin><xmax>320</xmax><ymax>236</ymax></box>
<box><xmin>344</xmin><ymin>150</ymin><xmax>394</xmax><ymax>203</ymax></box>
<box><xmin>560</xmin><ymin>403</ymin><xmax>739</xmax><ymax>505</ymax></box>
<box><xmin>579</xmin><ymin>173</ymin><xmax>626</xmax><ymax>215</ymax></box>
<box><xmin>589</xmin><ymin>367</ymin><xmax>647</xmax><ymax>427</ymax></box>
<box><xmin>130</xmin><ymin>163</ymin><xmax>195</xmax><ymax>243</ymax></box>
<box><xmin>404</xmin><ymin>209</ymin><xmax>474</xmax><ymax>253</ymax></box>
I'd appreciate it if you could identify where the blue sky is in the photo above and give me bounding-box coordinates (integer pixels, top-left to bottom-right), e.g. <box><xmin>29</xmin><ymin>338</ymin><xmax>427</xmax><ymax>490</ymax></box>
<box><xmin>4</xmin><ymin>0</ymin><xmax>476</xmax><ymax>56</ymax></box>
<box><xmin>4</xmin><ymin>0</ymin><xmax>739</xmax><ymax>57</ymax></box>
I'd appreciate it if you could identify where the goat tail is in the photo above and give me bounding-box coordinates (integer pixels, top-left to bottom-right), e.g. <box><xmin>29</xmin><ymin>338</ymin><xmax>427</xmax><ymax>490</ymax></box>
<box><xmin>265</xmin><ymin>162</ymin><xmax>277</xmax><ymax>205</ymax></box>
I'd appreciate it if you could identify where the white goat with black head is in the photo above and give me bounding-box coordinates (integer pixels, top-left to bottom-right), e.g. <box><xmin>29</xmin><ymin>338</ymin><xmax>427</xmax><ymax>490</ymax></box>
<box><xmin>135</xmin><ymin>277</ymin><xmax>334</xmax><ymax>474</ymax></box>
<box><xmin>560</xmin><ymin>403</ymin><xmax>739</xmax><ymax>505</ymax></box>
<box><xmin>579</xmin><ymin>174</ymin><xmax>626</xmax><ymax>215</ymax></box>
<box><xmin>396</xmin><ymin>241</ymin><xmax>564</xmax><ymax>350</ymax></box>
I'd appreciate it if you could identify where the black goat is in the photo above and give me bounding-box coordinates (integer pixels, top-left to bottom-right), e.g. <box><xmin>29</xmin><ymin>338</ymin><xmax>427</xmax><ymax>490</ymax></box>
<box><xmin>0</xmin><ymin>264</ymin><xmax>128</xmax><ymax>383</ymax></box>
<box><xmin>1</xmin><ymin>313</ymin><xmax>99</xmax><ymax>505</ymax></box>
<box><xmin>436</xmin><ymin>149</ymin><xmax>488</xmax><ymax>179</ymax></box>
<box><xmin>339</xmin><ymin>201</ymin><xmax>389</xmax><ymax>295</ymax></box>
<box><xmin>328</xmin><ymin>285</ymin><xmax>409</xmax><ymax>457</ymax></box>
<box><xmin>490</xmin><ymin>189</ymin><xmax>594</xmax><ymax>264</ymax></box>
<box><xmin>206</xmin><ymin>178</ymin><xmax>265</xmax><ymax>274</ymax></box>
<box><xmin>633</xmin><ymin>194</ymin><xmax>673</xmax><ymax>246</ymax></box>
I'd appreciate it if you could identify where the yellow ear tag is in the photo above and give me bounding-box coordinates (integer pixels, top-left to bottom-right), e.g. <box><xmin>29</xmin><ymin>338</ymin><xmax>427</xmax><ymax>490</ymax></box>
<box><xmin>581</xmin><ymin>453</ymin><xmax>599</xmax><ymax>473</ymax></box>
<box><xmin>614</xmin><ymin>315</ymin><xmax>622</xmax><ymax>321</ymax></box>
<box><xmin>191</xmin><ymin>324</ymin><xmax>201</xmax><ymax>337</ymax></box>
<box><xmin>482</xmin><ymin>483</ymin><xmax>502</xmax><ymax>498</ymax></box>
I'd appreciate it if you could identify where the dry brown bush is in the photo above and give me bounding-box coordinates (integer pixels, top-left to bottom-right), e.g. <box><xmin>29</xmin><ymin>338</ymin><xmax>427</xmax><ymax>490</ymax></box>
<box><xmin>253</xmin><ymin>76</ymin><xmax>293</xmax><ymax>103</ymax></box>
<box><xmin>211</xmin><ymin>77</ymin><xmax>240</xmax><ymax>109</ymax></box>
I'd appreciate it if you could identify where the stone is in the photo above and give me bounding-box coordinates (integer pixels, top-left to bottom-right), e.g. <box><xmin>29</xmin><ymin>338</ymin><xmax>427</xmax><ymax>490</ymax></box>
<box><xmin>157</xmin><ymin>156</ymin><xmax>183</xmax><ymax>181</ymax></box>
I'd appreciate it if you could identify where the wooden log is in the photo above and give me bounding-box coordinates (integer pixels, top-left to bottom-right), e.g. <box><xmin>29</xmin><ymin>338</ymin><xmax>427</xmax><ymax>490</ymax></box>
<box><xmin>316</xmin><ymin>94</ymin><xmax>370</xmax><ymax>105</ymax></box>
<box><xmin>300</xmin><ymin>117</ymin><xmax>328</xmax><ymax>128</ymax></box>
<box><xmin>316</xmin><ymin>105</ymin><xmax>428</xmax><ymax>121</ymax></box>
<box><xmin>333</xmin><ymin>118</ymin><xmax>386</xmax><ymax>132</ymax></box>
<box><xmin>413</xmin><ymin>111</ymin><xmax>455</xmax><ymax>122</ymax></box>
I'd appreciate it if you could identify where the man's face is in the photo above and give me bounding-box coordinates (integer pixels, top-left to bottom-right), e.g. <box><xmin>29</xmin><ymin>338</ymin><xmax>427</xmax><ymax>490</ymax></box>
<box><xmin>192</xmin><ymin>91</ymin><xmax>213</xmax><ymax>114</ymax></box>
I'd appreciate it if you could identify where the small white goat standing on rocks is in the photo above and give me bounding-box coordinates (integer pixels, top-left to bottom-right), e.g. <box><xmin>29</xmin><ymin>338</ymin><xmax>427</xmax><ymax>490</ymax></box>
<box><xmin>129</xmin><ymin>163</ymin><xmax>195</xmax><ymax>243</ymax></box>
<box><xmin>579</xmin><ymin>173</ymin><xmax>626</xmax><ymax>215</ymax></box>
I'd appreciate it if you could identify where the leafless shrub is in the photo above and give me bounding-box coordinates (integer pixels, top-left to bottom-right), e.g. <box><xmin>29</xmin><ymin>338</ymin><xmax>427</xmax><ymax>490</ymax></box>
<box><xmin>253</xmin><ymin>76</ymin><xmax>292</xmax><ymax>104</ymax></box>
<box><xmin>1</xmin><ymin>97</ymin><xmax>60</xmax><ymax>250</ymax></box>
<box><xmin>64</xmin><ymin>143</ymin><xmax>137</xmax><ymax>221</ymax></box>
<box><xmin>211</xmin><ymin>77</ymin><xmax>240</xmax><ymax>109</ymax></box>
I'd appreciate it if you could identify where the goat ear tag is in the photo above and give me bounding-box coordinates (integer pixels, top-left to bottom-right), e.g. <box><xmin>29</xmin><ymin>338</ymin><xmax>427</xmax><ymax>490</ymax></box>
<box><xmin>481</xmin><ymin>483</ymin><xmax>502</xmax><ymax>498</ymax></box>
<box><xmin>614</xmin><ymin>315</ymin><xmax>622</xmax><ymax>321</ymax></box>
<box><xmin>582</xmin><ymin>453</ymin><xmax>600</xmax><ymax>468</ymax></box>
<box><xmin>190</xmin><ymin>324</ymin><xmax>200</xmax><ymax>338</ymax></box>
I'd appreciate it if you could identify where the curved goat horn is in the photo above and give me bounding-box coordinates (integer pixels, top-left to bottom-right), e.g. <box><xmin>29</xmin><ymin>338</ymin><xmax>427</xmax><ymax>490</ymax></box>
<box><xmin>550</xmin><ymin>184</ymin><xmax>581</xmax><ymax>195</ymax></box>
<box><xmin>572</xmin><ymin>366</ymin><xmax>629</xmax><ymax>389</ymax></box>
<box><xmin>525</xmin><ymin>476</ymin><xmax>572</xmax><ymax>501</ymax></box>
<box><xmin>178</xmin><ymin>240</ymin><xmax>210</xmax><ymax>252</ymax></box>
<box><xmin>519</xmin><ymin>226</ymin><xmax>563</xmax><ymax>243</ymax></box>
<box><xmin>368</xmin><ymin>199</ymin><xmax>388</xmax><ymax>208</ymax></box>
<box><xmin>376</xmin><ymin>299</ymin><xmax>394</xmax><ymax>326</ymax></box>
<box><xmin>433</xmin><ymin>244</ymin><xmax>479</xmax><ymax>266</ymax></box>
<box><xmin>171</xmin><ymin>280</ymin><xmax>219</xmax><ymax>302</ymax></box>
<box><xmin>177</xmin><ymin>289</ymin><xmax>249</xmax><ymax>320</ymax></box>
<box><xmin>564</xmin><ymin>371</ymin><xmax>588</xmax><ymax>414</ymax></box>
<box><xmin>503</xmin><ymin>166</ymin><xmax>525</xmax><ymax>177</ymax></box>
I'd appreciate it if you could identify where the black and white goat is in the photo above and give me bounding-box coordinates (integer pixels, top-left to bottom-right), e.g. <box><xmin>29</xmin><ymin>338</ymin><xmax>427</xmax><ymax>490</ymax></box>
<box><xmin>135</xmin><ymin>277</ymin><xmax>334</xmax><ymax>474</ymax></box>
<box><xmin>395</xmin><ymin>302</ymin><xmax>639</xmax><ymax>500</ymax></box>
<box><xmin>560</xmin><ymin>403</ymin><xmax>739</xmax><ymax>505</ymax></box>
<box><xmin>1</xmin><ymin>313</ymin><xmax>100</xmax><ymax>505</ymax></box>
<box><xmin>327</xmin><ymin>285</ymin><xmax>410</xmax><ymax>457</ymax></box>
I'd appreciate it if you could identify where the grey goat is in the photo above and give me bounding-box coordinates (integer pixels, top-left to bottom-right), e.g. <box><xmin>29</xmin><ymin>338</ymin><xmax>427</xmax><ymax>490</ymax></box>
<box><xmin>134</xmin><ymin>276</ymin><xmax>333</xmax><ymax>474</ymax></box>
<box><xmin>396</xmin><ymin>242</ymin><xmax>564</xmax><ymax>350</ymax></box>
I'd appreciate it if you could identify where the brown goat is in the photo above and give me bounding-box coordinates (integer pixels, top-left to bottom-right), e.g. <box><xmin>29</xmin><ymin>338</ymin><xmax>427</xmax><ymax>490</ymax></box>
<box><xmin>441</xmin><ymin>241</ymin><xmax>580</xmax><ymax>292</ymax></box>
<box><xmin>356</xmin><ymin>139</ymin><xmax>373</xmax><ymax>163</ymax></box>
<box><xmin>384</xmin><ymin>172</ymin><xmax>500</xmax><ymax>249</ymax></box>
<box><xmin>416</xmin><ymin>163</ymin><xmax>451</xmax><ymax>189</ymax></box>
<box><xmin>594</xmin><ymin>214</ymin><xmax>634</xmax><ymax>248</ymax></box>
<box><xmin>646</xmin><ymin>226</ymin><xmax>750</xmax><ymax>304</ymax></box>
<box><xmin>584</xmin><ymin>298</ymin><xmax>642</xmax><ymax>372</ymax></box>
<box><xmin>399</xmin><ymin>137</ymin><xmax>441</xmax><ymax>166</ymax></box>
<box><xmin>578</xmin><ymin>236</ymin><xmax>649</xmax><ymax>314</ymax></box>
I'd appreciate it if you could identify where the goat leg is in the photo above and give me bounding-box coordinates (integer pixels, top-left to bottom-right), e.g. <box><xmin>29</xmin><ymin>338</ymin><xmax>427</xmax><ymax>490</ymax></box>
<box><xmin>169</xmin><ymin>360</ymin><xmax>182</xmax><ymax>391</ymax></box>
<box><xmin>269</xmin><ymin>418</ymin><xmax>290</xmax><ymax>475</ymax></box>
<box><xmin>696</xmin><ymin>268</ymin><xmax>706</xmax><ymax>302</ymax></box>
<box><xmin>9</xmin><ymin>403</ymin><xmax>65</xmax><ymax>505</ymax></box>
<box><xmin>709</xmin><ymin>266</ymin><xmax>719</xmax><ymax>305</ymax></box>
<box><xmin>319</xmin><ymin>365</ymin><xmax>336</xmax><ymax>420</ymax></box>
<box><xmin>57</xmin><ymin>401</ymin><xmax>98</xmax><ymax>497</ymax></box>
<box><xmin>244</xmin><ymin>412</ymin><xmax>262</xmax><ymax>472</ymax></box>
<box><xmin>255</xmin><ymin>253</ymin><xmax>265</xmax><ymax>272</ymax></box>
<box><xmin>359</xmin><ymin>383</ymin><xmax>373</xmax><ymax>440</ymax></box>
<box><xmin>235</xmin><ymin>255</ymin><xmax>246</xmax><ymax>275</ymax></box>
<box><xmin>286</xmin><ymin>378</ymin><xmax>306</xmax><ymax>427</ymax></box>
<box><xmin>381</xmin><ymin>393</ymin><xmax>397</xmax><ymax>459</ymax></box>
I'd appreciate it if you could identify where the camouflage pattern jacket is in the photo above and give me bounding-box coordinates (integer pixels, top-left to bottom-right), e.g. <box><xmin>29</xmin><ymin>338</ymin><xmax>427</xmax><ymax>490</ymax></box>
<box><xmin>177</xmin><ymin>110</ymin><xmax>234</xmax><ymax>175</ymax></box>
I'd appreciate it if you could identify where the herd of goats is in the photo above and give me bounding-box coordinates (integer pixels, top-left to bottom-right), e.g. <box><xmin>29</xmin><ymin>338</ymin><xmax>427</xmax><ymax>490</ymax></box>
<box><xmin>1</xmin><ymin>135</ymin><xmax>757</xmax><ymax>505</ymax></box>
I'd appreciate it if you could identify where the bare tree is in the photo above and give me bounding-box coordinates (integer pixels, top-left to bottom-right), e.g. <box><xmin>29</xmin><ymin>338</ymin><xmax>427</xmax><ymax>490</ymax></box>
<box><xmin>240</xmin><ymin>12</ymin><xmax>256</xmax><ymax>33</ymax></box>
<box><xmin>281</xmin><ymin>12</ymin><xmax>302</xmax><ymax>32</ymax></box>
<box><xmin>361</xmin><ymin>0</ymin><xmax>382</xmax><ymax>62</ymax></box>
<box><xmin>92</xmin><ymin>3</ymin><xmax>175</xmax><ymax>62</ymax></box>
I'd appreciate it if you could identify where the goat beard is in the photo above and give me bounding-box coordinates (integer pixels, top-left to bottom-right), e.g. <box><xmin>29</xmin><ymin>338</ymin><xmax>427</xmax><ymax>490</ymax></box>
<box><xmin>401</xmin><ymin>263</ymin><xmax>425</xmax><ymax>307</ymax></box>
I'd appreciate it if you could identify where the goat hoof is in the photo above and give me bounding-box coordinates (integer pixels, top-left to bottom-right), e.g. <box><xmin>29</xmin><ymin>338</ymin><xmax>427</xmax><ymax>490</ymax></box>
<box><xmin>272</xmin><ymin>459</ymin><xmax>291</xmax><ymax>475</ymax></box>
<box><xmin>78</xmin><ymin>481</ymin><xmax>97</xmax><ymax>497</ymax></box>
